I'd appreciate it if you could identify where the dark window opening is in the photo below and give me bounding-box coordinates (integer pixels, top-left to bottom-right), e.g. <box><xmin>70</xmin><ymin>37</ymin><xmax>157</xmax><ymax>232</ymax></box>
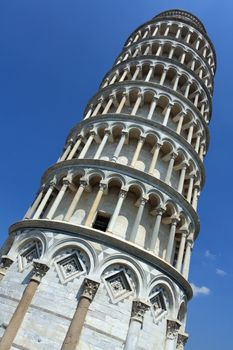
<box><xmin>93</xmin><ymin>212</ymin><xmax>111</xmax><ymax>232</ymax></box>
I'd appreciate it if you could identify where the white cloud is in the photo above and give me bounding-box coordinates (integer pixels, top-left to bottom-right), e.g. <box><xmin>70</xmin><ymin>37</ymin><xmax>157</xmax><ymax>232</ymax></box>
<box><xmin>191</xmin><ymin>283</ymin><xmax>211</xmax><ymax>297</ymax></box>
<box><xmin>216</xmin><ymin>268</ymin><xmax>227</xmax><ymax>277</ymax></box>
<box><xmin>205</xmin><ymin>250</ymin><xmax>216</xmax><ymax>260</ymax></box>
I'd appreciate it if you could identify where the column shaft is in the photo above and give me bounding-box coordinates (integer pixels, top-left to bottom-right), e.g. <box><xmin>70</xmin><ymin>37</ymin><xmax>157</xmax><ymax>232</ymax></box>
<box><xmin>67</xmin><ymin>137</ymin><xmax>82</xmax><ymax>160</ymax></box>
<box><xmin>33</xmin><ymin>184</ymin><xmax>54</xmax><ymax>219</ymax></box>
<box><xmin>176</xmin><ymin>233</ymin><xmax>187</xmax><ymax>272</ymax></box>
<box><xmin>131</xmin><ymin>137</ymin><xmax>144</xmax><ymax>167</ymax></box>
<box><xmin>64</xmin><ymin>184</ymin><xmax>85</xmax><ymax>221</ymax></box>
<box><xmin>24</xmin><ymin>190</ymin><xmax>44</xmax><ymax>219</ymax></box>
<box><xmin>94</xmin><ymin>131</ymin><xmax>110</xmax><ymax>159</ymax></box>
<box><xmin>78</xmin><ymin>134</ymin><xmax>94</xmax><ymax>159</ymax></box>
<box><xmin>149</xmin><ymin>143</ymin><xmax>161</xmax><ymax>175</ymax></box>
<box><xmin>165</xmin><ymin>220</ymin><xmax>178</xmax><ymax>263</ymax></box>
<box><xmin>85</xmin><ymin>186</ymin><xmax>105</xmax><ymax>227</ymax></box>
<box><xmin>46</xmin><ymin>182</ymin><xmax>69</xmax><ymax>220</ymax></box>
<box><xmin>107</xmin><ymin>190</ymin><xmax>127</xmax><ymax>232</ymax></box>
<box><xmin>129</xmin><ymin>198</ymin><xmax>146</xmax><ymax>242</ymax></box>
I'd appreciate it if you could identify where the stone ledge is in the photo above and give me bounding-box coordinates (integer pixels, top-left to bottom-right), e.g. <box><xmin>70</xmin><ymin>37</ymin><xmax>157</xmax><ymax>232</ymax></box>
<box><xmin>9</xmin><ymin>220</ymin><xmax>193</xmax><ymax>300</ymax></box>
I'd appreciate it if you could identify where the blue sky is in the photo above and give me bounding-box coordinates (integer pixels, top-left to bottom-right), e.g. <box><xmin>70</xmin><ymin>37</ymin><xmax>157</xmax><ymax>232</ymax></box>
<box><xmin>0</xmin><ymin>1</ymin><xmax>232</xmax><ymax>349</ymax></box>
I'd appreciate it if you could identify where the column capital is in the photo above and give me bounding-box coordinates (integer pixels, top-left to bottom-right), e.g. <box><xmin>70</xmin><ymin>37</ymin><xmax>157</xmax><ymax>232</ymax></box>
<box><xmin>67</xmin><ymin>138</ymin><xmax>74</xmax><ymax>146</ymax></box>
<box><xmin>166</xmin><ymin>319</ymin><xmax>181</xmax><ymax>340</ymax></box>
<box><xmin>0</xmin><ymin>255</ymin><xmax>14</xmax><ymax>273</ymax></box>
<box><xmin>49</xmin><ymin>178</ymin><xmax>57</xmax><ymax>188</ymax></box>
<box><xmin>31</xmin><ymin>259</ymin><xmax>50</xmax><ymax>282</ymax></box>
<box><xmin>177</xmin><ymin>332</ymin><xmax>189</xmax><ymax>349</ymax></box>
<box><xmin>119</xmin><ymin>189</ymin><xmax>128</xmax><ymax>198</ymax></box>
<box><xmin>62</xmin><ymin>177</ymin><xmax>72</xmax><ymax>186</ymax></box>
<box><xmin>131</xmin><ymin>299</ymin><xmax>150</xmax><ymax>323</ymax></box>
<box><xmin>81</xmin><ymin>278</ymin><xmax>100</xmax><ymax>301</ymax></box>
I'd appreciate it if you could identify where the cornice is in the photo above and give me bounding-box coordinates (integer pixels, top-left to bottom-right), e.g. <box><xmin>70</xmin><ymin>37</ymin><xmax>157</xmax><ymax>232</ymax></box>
<box><xmin>9</xmin><ymin>219</ymin><xmax>193</xmax><ymax>300</ymax></box>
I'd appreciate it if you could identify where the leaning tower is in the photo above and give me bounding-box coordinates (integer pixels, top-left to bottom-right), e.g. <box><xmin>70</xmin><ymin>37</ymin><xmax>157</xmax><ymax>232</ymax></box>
<box><xmin>0</xmin><ymin>9</ymin><xmax>216</xmax><ymax>350</ymax></box>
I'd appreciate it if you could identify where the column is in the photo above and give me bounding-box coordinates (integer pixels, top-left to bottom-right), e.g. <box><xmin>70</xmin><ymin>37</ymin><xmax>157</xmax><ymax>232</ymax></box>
<box><xmin>64</xmin><ymin>181</ymin><xmax>87</xmax><ymax>222</ymax></box>
<box><xmin>192</xmin><ymin>186</ymin><xmax>199</xmax><ymax>210</ymax></box>
<box><xmin>94</xmin><ymin>129</ymin><xmax>110</xmax><ymax>159</ymax></box>
<box><xmin>132</xmin><ymin>47</ymin><xmax>140</xmax><ymax>58</ymax></box>
<box><xmin>119</xmin><ymin>68</ymin><xmax>129</xmax><ymax>82</ymax></box>
<box><xmin>85</xmin><ymin>183</ymin><xmax>106</xmax><ymax>227</ymax></box>
<box><xmin>84</xmin><ymin>105</ymin><xmax>93</xmax><ymax>119</ymax></box>
<box><xmin>143</xmin><ymin>44</ymin><xmax>151</xmax><ymax>56</ymax></box>
<box><xmin>107</xmin><ymin>189</ymin><xmax>127</xmax><ymax>232</ymax></box>
<box><xmin>160</xmin><ymin>68</ymin><xmax>167</xmax><ymax>85</ymax></box>
<box><xmin>176</xmin><ymin>113</ymin><xmax>184</xmax><ymax>135</ymax></box>
<box><xmin>67</xmin><ymin>136</ymin><xmax>83</xmax><ymax>160</ymax></box>
<box><xmin>116</xmin><ymin>93</ymin><xmax>127</xmax><ymax>113</ymax></box>
<box><xmin>187</xmin><ymin>123</ymin><xmax>194</xmax><ymax>144</ymax></box>
<box><xmin>195</xmin><ymin>37</ymin><xmax>201</xmax><ymax>50</ymax></box>
<box><xmin>131</xmin><ymin>93</ymin><xmax>142</xmax><ymax>115</ymax></box>
<box><xmin>132</xmin><ymin>65</ymin><xmax>141</xmax><ymax>80</ymax></box>
<box><xmin>46</xmin><ymin>178</ymin><xmax>70</xmax><ymax>220</ymax></box>
<box><xmin>33</xmin><ymin>180</ymin><xmax>56</xmax><ymax>219</ymax></box>
<box><xmin>180</xmin><ymin>52</ymin><xmax>186</xmax><ymax>64</ymax></box>
<box><xmin>148</xmin><ymin>142</ymin><xmax>162</xmax><ymax>175</ymax></box>
<box><xmin>149</xmin><ymin>208</ymin><xmax>164</xmax><ymax>252</ymax></box>
<box><xmin>194</xmin><ymin>92</ymin><xmax>200</xmax><ymax>107</ymax></box>
<box><xmin>177</xmin><ymin>164</ymin><xmax>187</xmax><ymax>194</ymax></box>
<box><xmin>109</xmin><ymin>72</ymin><xmax>119</xmax><ymax>85</ymax></box>
<box><xmin>152</xmin><ymin>25</ymin><xmax>159</xmax><ymax>36</ymax></box>
<box><xmin>102</xmin><ymin>77</ymin><xmax>109</xmax><ymax>88</ymax></box>
<box><xmin>78</xmin><ymin>131</ymin><xmax>95</xmax><ymax>159</ymax></box>
<box><xmin>165</xmin><ymin>218</ymin><xmax>179</xmax><ymax>263</ymax></box>
<box><xmin>156</xmin><ymin>44</ymin><xmax>162</xmax><ymax>56</ymax></box>
<box><xmin>92</xmin><ymin>98</ymin><xmax>103</xmax><ymax>116</ymax></box>
<box><xmin>61</xmin><ymin>278</ymin><xmax>100</xmax><ymax>350</ymax></box>
<box><xmin>147</xmin><ymin>96</ymin><xmax>157</xmax><ymax>120</ymax></box>
<box><xmin>0</xmin><ymin>261</ymin><xmax>49</xmax><ymax>350</ymax></box>
<box><xmin>102</xmin><ymin>95</ymin><xmax>114</xmax><ymax>114</ymax></box>
<box><xmin>131</xmin><ymin>136</ymin><xmax>145</xmax><ymax>167</ymax></box>
<box><xmin>165</xmin><ymin>153</ymin><xmax>177</xmax><ymax>184</ymax></box>
<box><xmin>163</xmin><ymin>104</ymin><xmax>173</xmax><ymax>126</ymax></box>
<box><xmin>164</xmin><ymin>25</ymin><xmax>171</xmax><ymax>36</ymax></box>
<box><xmin>124</xmin><ymin>299</ymin><xmax>150</xmax><ymax>350</ymax></box>
<box><xmin>168</xmin><ymin>46</ymin><xmax>175</xmax><ymax>59</ymax></box>
<box><xmin>182</xmin><ymin>240</ymin><xmax>193</xmax><ymax>279</ymax></box>
<box><xmin>0</xmin><ymin>256</ymin><xmax>14</xmax><ymax>282</ymax></box>
<box><xmin>199</xmin><ymin>144</ymin><xmax>204</xmax><ymax>161</ymax></box>
<box><xmin>184</xmin><ymin>82</ymin><xmax>191</xmax><ymax>98</ymax></box>
<box><xmin>145</xmin><ymin>65</ymin><xmax>154</xmax><ymax>82</ymax></box>
<box><xmin>112</xmin><ymin>130</ymin><xmax>128</xmax><ymax>162</ymax></box>
<box><xmin>186</xmin><ymin>175</ymin><xmax>194</xmax><ymax>203</ymax></box>
<box><xmin>58</xmin><ymin>141</ymin><xmax>73</xmax><ymax>162</ymax></box>
<box><xmin>175</xmin><ymin>27</ymin><xmax>182</xmax><ymax>39</ymax></box>
<box><xmin>186</xmin><ymin>31</ymin><xmax>192</xmax><ymax>44</ymax></box>
<box><xmin>129</xmin><ymin>197</ymin><xmax>147</xmax><ymax>242</ymax></box>
<box><xmin>24</xmin><ymin>188</ymin><xmax>44</xmax><ymax>219</ymax></box>
<box><xmin>173</xmin><ymin>74</ymin><xmax>181</xmax><ymax>91</ymax></box>
<box><xmin>175</xmin><ymin>232</ymin><xmax>187</xmax><ymax>272</ymax></box>
<box><xmin>177</xmin><ymin>333</ymin><xmax>189</xmax><ymax>350</ymax></box>
<box><xmin>165</xmin><ymin>319</ymin><xmax>181</xmax><ymax>350</ymax></box>
<box><xmin>195</xmin><ymin>132</ymin><xmax>202</xmax><ymax>153</ymax></box>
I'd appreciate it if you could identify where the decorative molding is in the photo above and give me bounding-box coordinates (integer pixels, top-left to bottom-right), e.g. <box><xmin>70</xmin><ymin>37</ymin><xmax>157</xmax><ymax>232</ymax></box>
<box><xmin>81</xmin><ymin>278</ymin><xmax>100</xmax><ymax>301</ymax></box>
<box><xmin>131</xmin><ymin>299</ymin><xmax>150</xmax><ymax>323</ymax></box>
<box><xmin>166</xmin><ymin>319</ymin><xmax>182</xmax><ymax>340</ymax></box>
<box><xmin>31</xmin><ymin>259</ymin><xmax>50</xmax><ymax>282</ymax></box>
<box><xmin>177</xmin><ymin>332</ymin><xmax>189</xmax><ymax>349</ymax></box>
